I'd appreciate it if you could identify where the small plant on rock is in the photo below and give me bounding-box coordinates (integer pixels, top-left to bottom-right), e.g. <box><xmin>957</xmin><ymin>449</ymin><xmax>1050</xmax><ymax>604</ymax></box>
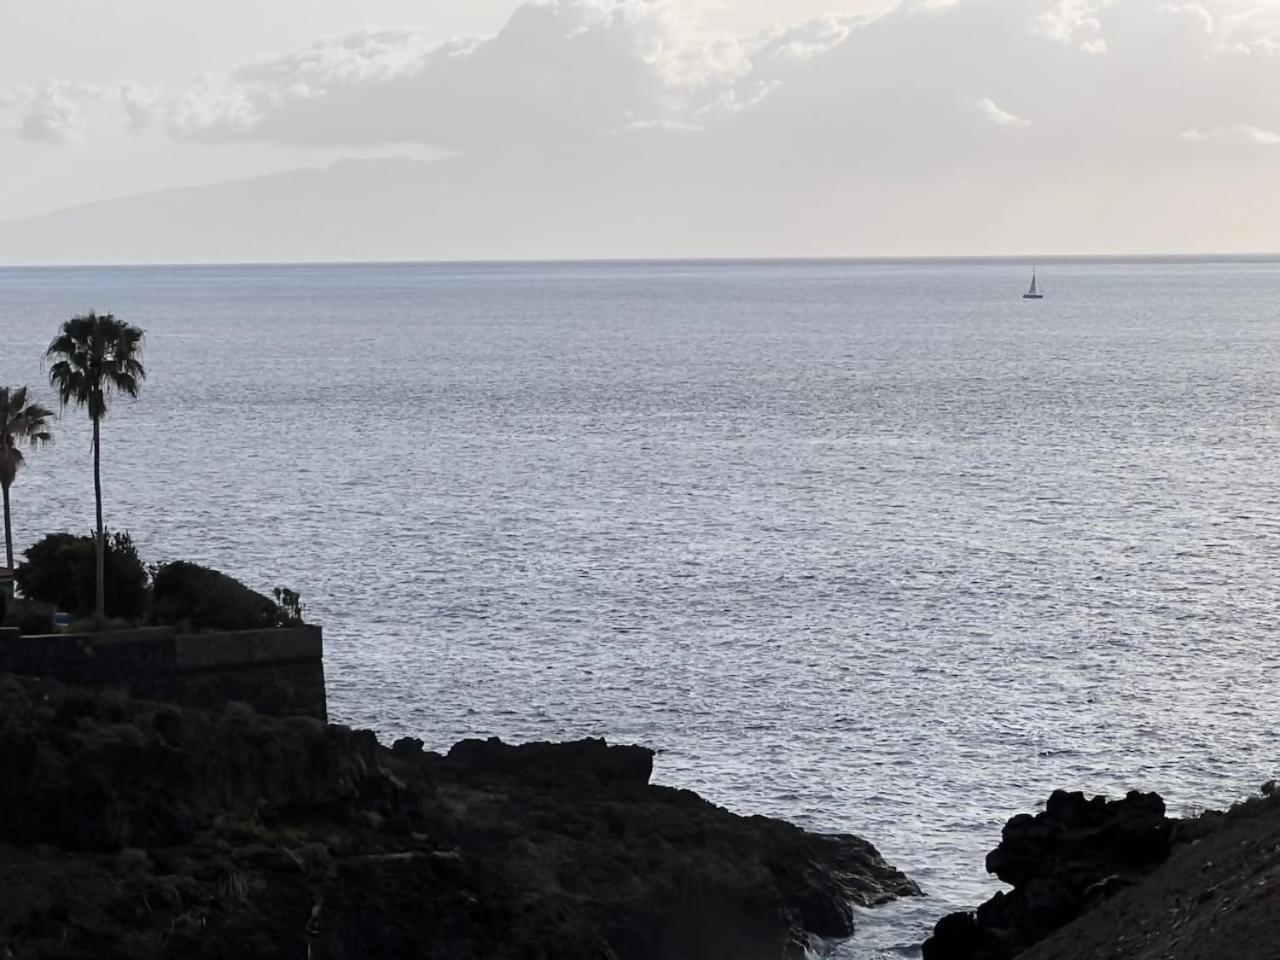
<box><xmin>272</xmin><ymin>587</ymin><xmax>305</xmax><ymax>626</ymax></box>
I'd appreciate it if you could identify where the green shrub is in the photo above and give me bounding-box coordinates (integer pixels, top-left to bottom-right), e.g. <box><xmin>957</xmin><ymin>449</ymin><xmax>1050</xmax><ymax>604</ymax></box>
<box><xmin>14</xmin><ymin>531</ymin><xmax>148</xmax><ymax>621</ymax></box>
<box><xmin>150</xmin><ymin>561</ymin><xmax>280</xmax><ymax>632</ymax></box>
<box><xmin>67</xmin><ymin>616</ymin><xmax>141</xmax><ymax>634</ymax></box>
<box><xmin>2</xmin><ymin>597</ymin><xmax>56</xmax><ymax>634</ymax></box>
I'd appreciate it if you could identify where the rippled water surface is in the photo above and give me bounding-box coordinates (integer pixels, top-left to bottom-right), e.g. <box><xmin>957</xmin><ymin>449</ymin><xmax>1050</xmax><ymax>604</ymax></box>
<box><xmin>3</xmin><ymin>259</ymin><xmax>1280</xmax><ymax>955</ymax></box>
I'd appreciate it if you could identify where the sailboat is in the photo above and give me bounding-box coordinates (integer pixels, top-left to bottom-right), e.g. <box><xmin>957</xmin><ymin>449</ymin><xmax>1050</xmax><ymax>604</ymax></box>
<box><xmin>1022</xmin><ymin>269</ymin><xmax>1044</xmax><ymax>300</ymax></box>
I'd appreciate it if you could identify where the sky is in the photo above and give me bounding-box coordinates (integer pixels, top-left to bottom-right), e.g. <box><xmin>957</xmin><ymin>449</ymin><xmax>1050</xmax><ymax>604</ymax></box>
<box><xmin>1</xmin><ymin>0</ymin><xmax>1279</xmax><ymax>260</ymax></box>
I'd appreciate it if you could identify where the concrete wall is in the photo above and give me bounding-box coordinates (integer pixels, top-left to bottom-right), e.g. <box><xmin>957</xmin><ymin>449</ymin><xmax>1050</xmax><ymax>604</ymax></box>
<box><xmin>0</xmin><ymin>625</ymin><xmax>326</xmax><ymax>721</ymax></box>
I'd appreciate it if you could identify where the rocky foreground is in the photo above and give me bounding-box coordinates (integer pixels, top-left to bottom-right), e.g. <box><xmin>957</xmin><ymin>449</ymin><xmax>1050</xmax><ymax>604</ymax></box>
<box><xmin>0</xmin><ymin>672</ymin><xmax>919</xmax><ymax>959</ymax></box>
<box><xmin>922</xmin><ymin>784</ymin><xmax>1280</xmax><ymax>960</ymax></box>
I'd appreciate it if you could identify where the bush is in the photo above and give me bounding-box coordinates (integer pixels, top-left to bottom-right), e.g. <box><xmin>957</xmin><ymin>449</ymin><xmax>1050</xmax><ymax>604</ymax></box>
<box><xmin>150</xmin><ymin>561</ymin><xmax>281</xmax><ymax>632</ymax></box>
<box><xmin>14</xmin><ymin>531</ymin><xmax>148</xmax><ymax>620</ymax></box>
<box><xmin>67</xmin><ymin>616</ymin><xmax>142</xmax><ymax>634</ymax></box>
<box><xmin>2</xmin><ymin>597</ymin><xmax>56</xmax><ymax>635</ymax></box>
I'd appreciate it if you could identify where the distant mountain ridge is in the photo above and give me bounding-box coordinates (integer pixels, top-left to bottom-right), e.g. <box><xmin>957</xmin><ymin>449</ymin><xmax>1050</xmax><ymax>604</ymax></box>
<box><xmin>0</xmin><ymin>140</ymin><xmax>787</xmax><ymax>265</ymax></box>
<box><xmin>0</xmin><ymin>136</ymin><xmax>1268</xmax><ymax>265</ymax></box>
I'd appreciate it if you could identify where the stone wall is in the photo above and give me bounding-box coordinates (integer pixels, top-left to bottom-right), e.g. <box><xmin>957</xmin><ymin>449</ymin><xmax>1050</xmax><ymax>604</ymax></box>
<box><xmin>0</xmin><ymin>625</ymin><xmax>326</xmax><ymax>721</ymax></box>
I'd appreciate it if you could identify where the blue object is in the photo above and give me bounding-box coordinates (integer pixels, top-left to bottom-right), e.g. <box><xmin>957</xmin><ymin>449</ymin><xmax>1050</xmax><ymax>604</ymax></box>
<box><xmin>53</xmin><ymin>611</ymin><xmax>70</xmax><ymax>629</ymax></box>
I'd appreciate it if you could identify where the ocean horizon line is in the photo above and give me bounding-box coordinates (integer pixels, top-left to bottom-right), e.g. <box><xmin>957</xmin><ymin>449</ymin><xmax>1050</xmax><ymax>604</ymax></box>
<box><xmin>2</xmin><ymin>252</ymin><xmax>1280</xmax><ymax>272</ymax></box>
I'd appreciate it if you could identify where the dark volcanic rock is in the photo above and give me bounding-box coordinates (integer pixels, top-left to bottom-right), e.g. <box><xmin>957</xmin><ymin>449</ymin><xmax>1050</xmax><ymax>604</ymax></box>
<box><xmin>0</xmin><ymin>673</ymin><xmax>919</xmax><ymax>960</ymax></box>
<box><xmin>445</xmin><ymin>734</ymin><xmax>655</xmax><ymax>788</ymax></box>
<box><xmin>922</xmin><ymin>789</ymin><xmax>1173</xmax><ymax>960</ymax></box>
<box><xmin>1015</xmin><ymin>790</ymin><xmax>1280</xmax><ymax>960</ymax></box>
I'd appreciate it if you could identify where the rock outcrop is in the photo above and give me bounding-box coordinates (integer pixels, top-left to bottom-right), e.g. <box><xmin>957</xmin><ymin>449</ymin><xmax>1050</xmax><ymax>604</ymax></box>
<box><xmin>1016</xmin><ymin>789</ymin><xmax>1280</xmax><ymax>960</ymax></box>
<box><xmin>0</xmin><ymin>672</ymin><xmax>919</xmax><ymax>959</ymax></box>
<box><xmin>922</xmin><ymin>789</ymin><xmax>1174</xmax><ymax>960</ymax></box>
<box><xmin>922</xmin><ymin>783</ymin><xmax>1280</xmax><ymax>960</ymax></box>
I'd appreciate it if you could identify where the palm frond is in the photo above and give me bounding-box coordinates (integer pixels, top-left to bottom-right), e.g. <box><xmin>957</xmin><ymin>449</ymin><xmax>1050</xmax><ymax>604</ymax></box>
<box><xmin>46</xmin><ymin>311</ymin><xmax>146</xmax><ymax>418</ymax></box>
<box><xmin>0</xmin><ymin>384</ymin><xmax>54</xmax><ymax>487</ymax></box>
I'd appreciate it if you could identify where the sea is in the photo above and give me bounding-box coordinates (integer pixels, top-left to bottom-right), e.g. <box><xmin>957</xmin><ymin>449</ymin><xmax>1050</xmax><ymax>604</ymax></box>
<box><xmin>2</xmin><ymin>257</ymin><xmax>1279</xmax><ymax>956</ymax></box>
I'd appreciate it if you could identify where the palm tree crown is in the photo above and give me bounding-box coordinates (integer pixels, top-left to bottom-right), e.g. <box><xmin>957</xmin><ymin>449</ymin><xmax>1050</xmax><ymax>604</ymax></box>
<box><xmin>0</xmin><ymin>386</ymin><xmax>54</xmax><ymax>573</ymax></box>
<box><xmin>46</xmin><ymin>312</ymin><xmax>146</xmax><ymax>418</ymax></box>
<box><xmin>0</xmin><ymin>386</ymin><xmax>54</xmax><ymax>489</ymax></box>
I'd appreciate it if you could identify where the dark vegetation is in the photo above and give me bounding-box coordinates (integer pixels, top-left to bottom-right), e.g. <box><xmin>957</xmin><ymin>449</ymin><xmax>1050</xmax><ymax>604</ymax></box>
<box><xmin>14</xmin><ymin>531</ymin><xmax>148</xmax><ymax>621</ymax></box>
<box><xmin>5</xmin><ymin>531</ymin><xmax>304</xmax><ymax>634</ymax></box>
<box><xmin>0</xmin><ymin>596</ymin><xmax>55</xmax><ymax>636</ymax></box>
<box><xmin>151</xmin><ymin>561</ymin><xmax>303</xmax><ymax>632</ymax></box>
<box><xmin>0</xmin><ymin>674</ymin><xmax>920</xmax><ymax>960</ymax></box>
<box><xmin>1</xmin><ymin>311</ymin><xmax>154</xmax><ymax>632</ymax></box>
<box><xmin>1</xmin><ymin>313</ymin><xmax>308</xmax><ymax>637</ymax></box>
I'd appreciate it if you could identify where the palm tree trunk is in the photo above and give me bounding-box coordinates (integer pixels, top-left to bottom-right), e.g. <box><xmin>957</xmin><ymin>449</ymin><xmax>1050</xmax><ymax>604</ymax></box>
<box><xmin>2</xmin><ymin>480</ymin><xmax>12</xmax><ymax>575</ymax></box>
<box><xmin>93</xmin><ymin>415</ymin><xmax>105</xmax><ymax>631</ymax></box>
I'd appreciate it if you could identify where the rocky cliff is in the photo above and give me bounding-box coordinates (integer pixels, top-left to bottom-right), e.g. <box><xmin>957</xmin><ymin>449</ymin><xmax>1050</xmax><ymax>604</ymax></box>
<box><xmin>0</xmin><ymin>672</ymin><xmax>919</xmax><ymax>959</ymax></box>
<box><xmin>922</xmin><ymin>785</ymin><xmax>1280</xmax><ymax>960</ymax></box>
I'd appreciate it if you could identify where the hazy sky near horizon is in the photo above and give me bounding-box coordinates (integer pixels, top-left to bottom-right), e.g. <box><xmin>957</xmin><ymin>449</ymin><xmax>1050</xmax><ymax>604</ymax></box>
<box><xmin>2</xmin><ymin>0</ymin><xmax>1280</xmax><ymax>257</ymax></box>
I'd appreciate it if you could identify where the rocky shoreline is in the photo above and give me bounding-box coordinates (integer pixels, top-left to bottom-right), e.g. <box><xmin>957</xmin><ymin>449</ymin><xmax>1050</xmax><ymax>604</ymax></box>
<box><xmin>923</xmin><ymin>784</ymin><xmax>1280</xmax><ymax>960</ymax></box>
<box><xmin>0</xmin><ymin>672</ymin><xmax>919</xmax><ymax>959</ymax></box>
<box><xmin>5</xmin><ymin>666</ymin><xmax>1277</xmax><ymax>960</ymax></box>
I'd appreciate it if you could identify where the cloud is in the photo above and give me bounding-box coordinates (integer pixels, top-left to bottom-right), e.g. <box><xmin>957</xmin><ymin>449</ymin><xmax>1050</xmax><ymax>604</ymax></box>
<box><xmin>155</xmin><ymin>0</ymin><xmax>881</xmax><ymax>149</ymax></box>
<box><xmin>1033</xmin><ymin>0</ymin><xmax>1110</xmax><ymax>51</ymax></box>
<box><xmin>159</xmin><ymin>4</ymin><xmax>755</xmax><ymax>148</ymax></box>
<box><xmin>979</xmin><ymin>96</ymin><xmax>1030</xmax><ymax>126</ymax></box>
<box><xmin>20</xmin><ymin>98</ymin><xmax>82</xmax><ymax>144</ymax></box>
<box><xmin>1181</xmin><ymin>124</ymin><xmax>1280</xmax><ymax>144</ymax></box>
<box><xmin>18</xmin><ymin>83</ymin><xmax>101</xmax><ymax>144</ymax></box>
<box><xmin>0</xmin><ymin>86</ymin><xmax>32</xmax><ymax>111</ymax></box>
<box><xmin>145</xmin><ymin>0</ymin><xmax>1280</xmax><ymax>157</ymax></box>
<box><xmin>757</xmin><ymin>13</ymin><xmax>857</xmax><ymax>62</ymax></box>
<box><xmin>1161</xmin><ymin>2</ymin><xmax>1216</xmax><ymax>33</ymax></box>
<box><xmin>618</xmin><ymin>117</ymin><xmax>704</xmax><ymax>132</ymax></box>
<box><xmin>120</xmin><ymin>83</ymin><xmax>165</xmax><ymax>132</ymax></box>
<box><xmin>1209</xmin><ymin>0</ymin><xmax>1280</xmax><ymax>52</ymax></box>
<box><xmin>167</xmin><ymin>77</ymin><xmax>260</xmax><ymax>138</ymax></box>
<box><xmin>12</xmin><ymin>0</ymin><xmax>1277</xmax><ymax>175</ymax></box>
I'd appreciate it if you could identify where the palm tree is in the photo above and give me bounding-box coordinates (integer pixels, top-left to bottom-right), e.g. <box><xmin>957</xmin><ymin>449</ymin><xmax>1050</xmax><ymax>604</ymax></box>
<box><xmin>46</xmin><ymin>312</ymin><xmax>145</xmax><ymax>628</ymax></box>
<box><xmin>0</xmin><ymin>387</ymin><xmax>54</xmax><ymax>574</ymax></box>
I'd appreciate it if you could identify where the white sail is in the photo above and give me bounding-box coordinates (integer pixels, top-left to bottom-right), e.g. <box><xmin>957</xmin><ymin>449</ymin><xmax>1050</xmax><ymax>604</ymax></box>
<box><xmin>1023</xmin><ymin>269</ymin><xmax>1043</xmax><ymax>298</ymax></box>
